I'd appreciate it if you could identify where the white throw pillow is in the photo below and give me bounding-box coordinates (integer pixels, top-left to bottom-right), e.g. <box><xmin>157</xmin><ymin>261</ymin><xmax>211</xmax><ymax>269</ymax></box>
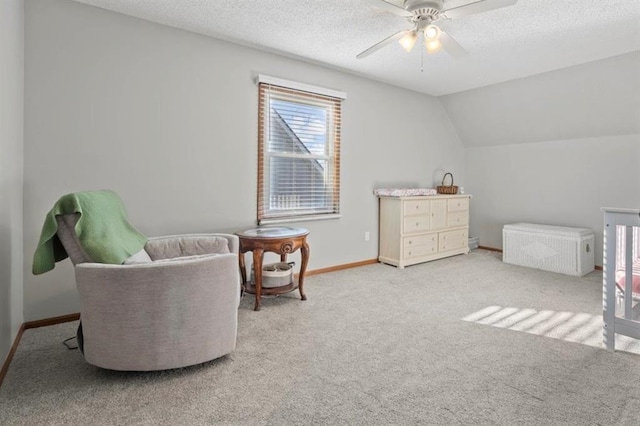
<box><xmin>123</xmin><ymin>249</ymin><xmax>153</xmax><ymax>264</ymax></box>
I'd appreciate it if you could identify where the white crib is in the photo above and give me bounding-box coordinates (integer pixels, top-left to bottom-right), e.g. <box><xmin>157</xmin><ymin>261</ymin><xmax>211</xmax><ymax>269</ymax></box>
<box><xmin>602</xmin><ymin>207</ymin><xmax>640</xmax><ymax>351</ymax></box>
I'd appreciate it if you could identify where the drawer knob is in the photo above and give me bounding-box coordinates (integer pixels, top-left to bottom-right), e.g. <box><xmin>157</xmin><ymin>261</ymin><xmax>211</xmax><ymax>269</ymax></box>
<box><xmin>409</xmin><ymin>241</ymin><xmax>412</xmax><ymax>244</ymax></box>
<box><xmin>416</xmin><ymin>222</ymin><xmax>419</xmax><ymax>226</ymax></box>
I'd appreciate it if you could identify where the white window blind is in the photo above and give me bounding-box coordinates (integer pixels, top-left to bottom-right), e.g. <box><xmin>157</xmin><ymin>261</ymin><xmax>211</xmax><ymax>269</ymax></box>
<box><xmin>257</xmin><ymin>80</ymin><xmax>343</xmax><ymax>224</ymax></box>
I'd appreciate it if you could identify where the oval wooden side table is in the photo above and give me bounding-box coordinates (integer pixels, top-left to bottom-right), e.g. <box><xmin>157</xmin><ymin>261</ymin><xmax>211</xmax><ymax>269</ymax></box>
<box><xmin>235</xmin><ymin>227</ymin><xmax>310</xmax><ymax>311</ymax></box>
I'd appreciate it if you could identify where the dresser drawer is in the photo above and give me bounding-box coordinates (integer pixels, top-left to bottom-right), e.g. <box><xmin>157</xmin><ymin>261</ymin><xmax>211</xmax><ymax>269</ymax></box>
<box><xmin>403</xmin><ymin>234</ymin><xmax>437</xmax><ymax>250</ymax></box>
<box><xmin>404</xmin><ymin>243</ymin><xmax>437</xmax><ymax>259</ymax></box>
<box><xmin>439</xmin><ymin>229</ymin><xmax>468</xmax><ymax>251</ymax></box>
<box><xmin>403</xmin><ymin>199</ymin><xmax>430</xmax><ymax>216</ymax></box>
<box><xmin>447</xmin><ymin>198</ymin><xmax>469</xmax><ymax>212</ymax></box>
<box><xmin>447</xmin><ymin>211</ymin><xmax>468</xmax><ymax>227</ymax></box>
<box><xmin>403</xmin><ymin>215</ymin><xmax>430</xmax><ymax>233</ymax></box>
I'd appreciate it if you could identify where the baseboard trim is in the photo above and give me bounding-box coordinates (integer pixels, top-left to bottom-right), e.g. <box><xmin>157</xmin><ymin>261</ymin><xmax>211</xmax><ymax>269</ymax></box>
<box><xmin>478</xmin><ymin>245</ymin><xmax>503</xmax><ymax>253</ymax></box>
<box><xmin>0</xmin><ymin>313</ymin><xmax>80</xmax><ymax>389</ymax></box>
<box><xmin>0</xmin><ymin>323</ymin><xmax>26</xmax><ymax>389</ymax></box>
<box><xmin>24</xmin><ymin>313</ymin><xmax>80</xmax><ymax>330</ymax></box>
<box><xmin>304</xmin><ymin>258</ymin><xmax>379</xmax><ymax>277</ymax></box>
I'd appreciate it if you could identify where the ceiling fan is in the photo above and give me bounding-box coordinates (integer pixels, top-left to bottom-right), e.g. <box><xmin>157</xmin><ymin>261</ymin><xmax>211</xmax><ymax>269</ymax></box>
<box><xmin>357</xmin><ymin>0</ymin><xmax>518</xmax><ymax>59</ymax></box>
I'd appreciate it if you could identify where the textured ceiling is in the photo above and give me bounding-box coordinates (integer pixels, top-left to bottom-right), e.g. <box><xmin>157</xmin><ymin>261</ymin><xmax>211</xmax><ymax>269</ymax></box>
<box><xmin>72</xmin><ymin>0</ymin><xmax>640</xmax><ymax>96</ymax></box>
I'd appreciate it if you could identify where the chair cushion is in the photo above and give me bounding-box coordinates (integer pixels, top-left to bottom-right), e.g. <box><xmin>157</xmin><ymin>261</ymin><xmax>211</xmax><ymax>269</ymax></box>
<box><xmin>145</xmin><ymin>236</ymin><xmax>230</xmax><ymax>260</ymax></box>
<box><xmin>152</xmin><ymin>253</ymin><xmax>220</xmax><ymax>263</ymax></box>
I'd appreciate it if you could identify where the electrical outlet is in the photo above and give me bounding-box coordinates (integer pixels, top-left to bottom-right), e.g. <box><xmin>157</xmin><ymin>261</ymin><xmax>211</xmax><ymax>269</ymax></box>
<box><xmin>364</xmin><ymin>231</ymin><xmax>370</xmax><ymax>241</ymax></box>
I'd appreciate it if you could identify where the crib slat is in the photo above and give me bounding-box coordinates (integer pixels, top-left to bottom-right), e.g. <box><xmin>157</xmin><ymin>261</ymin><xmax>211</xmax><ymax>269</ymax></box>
<box><xmin>603</xmin><ymin>213</ymin><xmax>617</xmax><ymax>351</ymax></box>
<box><xmin>625</xmin><ymin>225</ymin><xmax>633</xmax><ymax>320</ymax></box>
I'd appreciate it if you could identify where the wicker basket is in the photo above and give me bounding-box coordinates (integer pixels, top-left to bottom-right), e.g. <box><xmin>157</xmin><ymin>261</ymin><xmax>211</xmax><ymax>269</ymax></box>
<box><xmin>436</xmin><ymin>172</ymin><xmax>459</xmax><ymax>194</ymax></box>
<box><xmin>250</xmin><ymin>262</ymin><xmax>294</xmax><ymax>288</ymax></box>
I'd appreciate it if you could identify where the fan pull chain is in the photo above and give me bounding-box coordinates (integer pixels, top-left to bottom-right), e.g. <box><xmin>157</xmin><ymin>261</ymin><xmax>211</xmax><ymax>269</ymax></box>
<box><xmin>421</xmin><ymin>43</ymin><xmax>424</xmax><ymax>72</ymax></box>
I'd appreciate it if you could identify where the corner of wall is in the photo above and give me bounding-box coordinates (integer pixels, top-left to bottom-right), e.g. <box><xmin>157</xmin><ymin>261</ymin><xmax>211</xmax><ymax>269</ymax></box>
<box><xmin>435</xmin><ymin>96</ymin><xmax>465</xmax><ymax>150</ymax></box>
<box><xmin>0</xmin><ymin>0</ymin><xmax>25</xmax><ymax>365</ymax></box>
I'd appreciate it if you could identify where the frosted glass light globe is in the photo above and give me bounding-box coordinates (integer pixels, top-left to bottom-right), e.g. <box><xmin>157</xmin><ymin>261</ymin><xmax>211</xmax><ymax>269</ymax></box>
<box><xmin>424</xmin><ymin>24</ymin><xmax>441</xmax><ymax>41</ymax></box>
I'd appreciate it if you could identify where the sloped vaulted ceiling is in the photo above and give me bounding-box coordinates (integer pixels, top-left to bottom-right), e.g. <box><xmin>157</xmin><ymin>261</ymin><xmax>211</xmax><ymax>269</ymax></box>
<box><xmin>439</xmin><ymin>52</ymin><xmax>640</xmax><ymax>147</ymax></box>
<box><xmin>72</xmin><ymin>0</ymin><xmax>640</xmax><ymax>96</ymax></box>
<box><xmin>68</xmin><ymin>0</ymin><xmax>640</xmax><ymax>148</ymax></box>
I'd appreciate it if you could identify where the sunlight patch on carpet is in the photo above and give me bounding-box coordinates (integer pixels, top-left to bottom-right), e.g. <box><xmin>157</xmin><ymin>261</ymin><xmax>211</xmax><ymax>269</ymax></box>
<box><xmin>462</xmin><ymin>305</ymin><xmax>640</xmax><ymax>354</ymax></box>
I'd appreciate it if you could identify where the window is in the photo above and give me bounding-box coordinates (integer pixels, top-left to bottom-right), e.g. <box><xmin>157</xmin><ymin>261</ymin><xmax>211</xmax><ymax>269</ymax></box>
<box><xmin>257</xmin><ymin>76</ymin><xmax>345</xmax><ymax>224</ymax></box>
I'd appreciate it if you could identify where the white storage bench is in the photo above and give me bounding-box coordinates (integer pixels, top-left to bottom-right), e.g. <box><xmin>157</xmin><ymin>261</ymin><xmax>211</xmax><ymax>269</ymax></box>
<box><xmin>503</xmin><ymin>223</ymin><xmax>595</xmax><ymax>277</ymax></box>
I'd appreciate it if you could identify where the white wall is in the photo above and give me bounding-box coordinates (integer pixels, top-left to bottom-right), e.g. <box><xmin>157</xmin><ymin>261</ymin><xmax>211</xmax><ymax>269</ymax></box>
<box><xmin>465</xmin><ymin>135</ymin><xmax>640</xmax><ymax>264</ymax></box>
<box><xmin>441</xmin><ymin>54</ymin><xmax>640</xmax><ymax>265</ymax></box>
<box><xmin>23</xmin><ymin>0</ymin><xmax>464</xmax><ymax>320</ymax></box>
<box><xmin>0</xmin><ymin>0</ymin><xmax>25</xmax><ymax>363</ymax></box>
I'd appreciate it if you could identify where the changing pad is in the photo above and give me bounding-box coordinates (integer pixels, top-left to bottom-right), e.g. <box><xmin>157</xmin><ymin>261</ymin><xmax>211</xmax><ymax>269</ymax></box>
<box><xmin>373</xmin><ymin>188</ymin><xmax>437</xmax><ymax>197</ymax></box>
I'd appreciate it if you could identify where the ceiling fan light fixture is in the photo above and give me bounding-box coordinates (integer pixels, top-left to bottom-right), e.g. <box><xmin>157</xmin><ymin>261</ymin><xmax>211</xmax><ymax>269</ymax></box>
<box><xmin>357</xmin><ymin>0</ymin><xmax>519</xmax><ymax>60</ymax></box>
<box><xmin>424</xmin><ymin>24</ymin><xmax>441</xmax><ymax>41</ymax></box>
<box><xmin>425</xmin><ymin>38</ymin><xmax>442</xmax><ymax>54</ymax></box>
<box><xmin>399</xmin><ymin>31</ymin><xmax>418</xmax><ymax>52</ymax></box>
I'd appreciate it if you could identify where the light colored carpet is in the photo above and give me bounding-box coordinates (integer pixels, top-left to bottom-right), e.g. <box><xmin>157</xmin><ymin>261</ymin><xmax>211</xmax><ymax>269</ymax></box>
<box><xmin>2</xmin><ymin>250</ymin><xmax>640</xmax><ymax>425</ymax></box>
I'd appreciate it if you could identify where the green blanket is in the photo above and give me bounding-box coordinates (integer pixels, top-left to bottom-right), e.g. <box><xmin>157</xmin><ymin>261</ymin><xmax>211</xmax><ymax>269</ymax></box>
<box><xmin>32</xmin><ymin>190</ymin><xmax>148</xmax><ymax>275</ymax></box>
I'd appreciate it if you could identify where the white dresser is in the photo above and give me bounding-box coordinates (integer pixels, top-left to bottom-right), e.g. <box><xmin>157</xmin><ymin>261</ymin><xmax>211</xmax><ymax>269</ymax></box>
<box><xmin>378</xmin><ymin>194</ymin><xmax>471</xmax><ymax>268</ymax></box>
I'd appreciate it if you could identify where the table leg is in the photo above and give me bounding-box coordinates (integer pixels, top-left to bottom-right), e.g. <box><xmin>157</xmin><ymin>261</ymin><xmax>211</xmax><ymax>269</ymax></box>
<box><xmin>239</xmin><ymin>252</ymin><xmax>247</xmax><ymax>285</ymax></box>
<box><xmin>280</xmin><ymin>253</ymin><xmax>287</xmax><ymax>262</ymax></box>
<box><xmin>299</xmin><ymin>240</ymin><xmax>309</xmax><ymax>301</ymax></box>
<box><xmin>252</xmin><ymin>249</ymin><xmax>264</xmax><ymax>311</ymax></box>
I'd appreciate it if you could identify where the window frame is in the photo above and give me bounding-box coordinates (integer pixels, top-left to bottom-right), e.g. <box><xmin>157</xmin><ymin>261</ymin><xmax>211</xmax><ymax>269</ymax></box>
<box><xmin>256</xmin><ymin>76</ymin><xmax>346</xmax><ymax>225</ymax></box>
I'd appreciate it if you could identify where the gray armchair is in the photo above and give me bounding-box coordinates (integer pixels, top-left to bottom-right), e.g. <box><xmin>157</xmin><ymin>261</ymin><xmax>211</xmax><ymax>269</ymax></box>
<box><xmin>55</xmin><ymin>211</ymin><xmax>240</xmax><ymax>371</ymax></box>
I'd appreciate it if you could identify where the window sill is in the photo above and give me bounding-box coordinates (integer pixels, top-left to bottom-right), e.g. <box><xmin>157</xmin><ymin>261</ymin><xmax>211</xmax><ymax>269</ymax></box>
<box><xmin>258</xmin><ymin>214</ymin><xmax>342</xmax><ymax>226</ymax></box>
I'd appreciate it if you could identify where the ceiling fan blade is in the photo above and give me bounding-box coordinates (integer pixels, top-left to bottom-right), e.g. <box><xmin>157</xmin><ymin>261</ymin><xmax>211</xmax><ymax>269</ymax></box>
<box><xmin>356</xmin><ymin>30</ymin><xmax>410</xmax><ymax>59</ymax></box>
<box><xmin>440</xmin><ymin>31</ymin><xmax>468</xmax><ymax>59</ymax></box>
<box><xmin>367</xmin><ymin>0</ymin><xmax>413</xmax><ymax>17</ymax></box>
<box><xmin>442</xmin><ymin>0</ymin><xmax>517</xmax><ymax>20</ymax></box>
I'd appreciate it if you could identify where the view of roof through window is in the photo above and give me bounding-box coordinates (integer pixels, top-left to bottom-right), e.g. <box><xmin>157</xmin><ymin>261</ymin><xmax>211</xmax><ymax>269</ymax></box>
<box><xmin>270</xmin><ymin>99</ymin><xmax>328</xmax><ymax>157</ymax></box>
